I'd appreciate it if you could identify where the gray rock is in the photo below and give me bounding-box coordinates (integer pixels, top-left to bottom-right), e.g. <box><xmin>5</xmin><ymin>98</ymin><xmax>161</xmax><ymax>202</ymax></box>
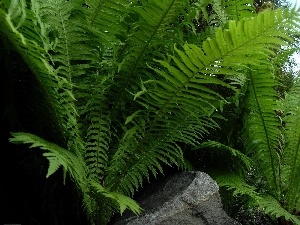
<box><xmin>112</xmin><ymin>171</ymin><xmax>240</xmax><ymax>225</ymax></box>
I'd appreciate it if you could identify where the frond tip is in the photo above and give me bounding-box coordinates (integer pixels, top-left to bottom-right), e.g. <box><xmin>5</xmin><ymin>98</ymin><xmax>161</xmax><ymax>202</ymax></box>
<box><xmin>9</xmin><ymin>132</ymin><xmax>87</xmax><ymax>187</ymax></box>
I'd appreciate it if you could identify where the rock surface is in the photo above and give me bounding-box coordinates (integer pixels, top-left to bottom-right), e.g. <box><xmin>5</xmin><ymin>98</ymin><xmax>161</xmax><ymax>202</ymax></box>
<box><xmin>112</xmin><ymin>171</ymin><xmax>240</xmax><ymax>225</ymax></box>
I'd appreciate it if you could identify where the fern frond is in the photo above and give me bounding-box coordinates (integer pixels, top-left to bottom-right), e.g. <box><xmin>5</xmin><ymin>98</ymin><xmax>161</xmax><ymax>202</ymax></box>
<box><xmin>9</xmin><ymin>132</ymin><xmax>87</xmax><ymax>188</ymax></box>
<box><xmin>213</xmin><ymin>170</ymin><xmax>300</xmax><ymax>224</ymax></box>
<box><xmin>242</xmin><ymin>65</ymin><xmax>281</xmax><ymax>195</ymax></box>
<box><xmin>143</xmin><ymin>8</ymin><xmax>297</xmax><ymax>119</ymax></box>
<box><xmin>106</xmin><ymin>110</ymin><xmax>218</xmax><ymax>196</ymax></box>
<box><xmin>1</xmin><ymin>0</ymin><xmax>83</xmax><ymax>154</ymax></box>
<box><xmin>84</xmin><ymin>0</ymin><xmax>129</xmax><ymax>37</ymax></box>
<box><xmin>82</xmin><ymin>0</ymin><xmax>129</xmax><ymax>74</ymax></box>
<box><xmin>253</xmin><ymin>195</ymin><xmax>300</xmax><ymax>225</ymax></box>
<box><xmin>282</xmin><ymin>79</ymin><xmax>300</xmax><ymax>211</ymax></box>
<box><xmin>85</xmin><ymin>109</ymin><xmax>110</xmax><ymax>180</ymax></box>
<box><xmin>9</xmin><ymin>132</ymin><xmax>142</xmax><ymax>224</ymax></box>
<box><xmin>211</xmin><ymin>0</ymin><xmax>228</xmax><ymax>27</ymax></box>
<box><xmin>222</xmin><ymin>0</ymin><xmax>255</xmax><ymax>21</ymax></box>
<box><xmin>195</xmin><ymin>141</ymin><xmax>253</xmax><ymax>170</ymax></box>
<box><xmin>112</xmin><ymin>0</ymin><xmax>187</xmax><ymax>114</ymax></box>
<box><xmin>212</xmin><ymin>170</ymin><xmax>260</xmax><ymax>200</ymax></box>
<box><xmin>90</xmin><ymin>181</ymin><xmax>141</xmax><ymax>216</ymax></box>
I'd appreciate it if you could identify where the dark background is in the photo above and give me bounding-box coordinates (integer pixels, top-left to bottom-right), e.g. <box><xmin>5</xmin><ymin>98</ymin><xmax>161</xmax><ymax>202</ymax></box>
<box><xmin>0</xmin><ymin>48</ymin><xmax>89</xmax><ymax>225</ymax></box>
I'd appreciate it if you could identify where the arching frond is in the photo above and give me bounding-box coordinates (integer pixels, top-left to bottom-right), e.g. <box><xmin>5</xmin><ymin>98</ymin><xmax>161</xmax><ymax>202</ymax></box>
<box><xmin>9</xmin><ymin>132</ymin><xmax>140</xmax><ymax>224</ymax></box>
<box><xmin>142</xmin><ymin>8</ymin><xmax>296</xmax><ymax>118</ymax></box>
<box><xmin>9</xmin><ymin>132</ymin><xmax>87</xmax><ymax>188</ymax></box>
<box><xmin>90</xmin><ymin>181</ymin><xmax>141</xmax><ymax>216</ymax></box>
<box><xmin>211</xmin><ymin>0</ymin><xmax>228</xmax><ymax>26</ymax></box>
<box><xmin>195</xmin><ymin>141</ymin><xmax>252</xmax><ymax>170</ymax></box>
<box><xmin>0</xmin><ymin>0</ymin><xmax>84</xmax><ymax>152</ymax></box>
<box><xmin>254</xmin><ymin>195</ymin><xmax>300</xmax><ymax>225</ymax></box>
<box><xmin>83</xmin><ymin>0</ymin><xmax>130</xmax><ymax>72</ymax></box>
<box><xmin>213</xmin><ymin>170</ymin><xmax>300</xmax><ymax>225</ymax></box>
<box><xmin>78</xmin><ymin>72</ymin><xmax>113</xmax><ymax>181</ymax></box>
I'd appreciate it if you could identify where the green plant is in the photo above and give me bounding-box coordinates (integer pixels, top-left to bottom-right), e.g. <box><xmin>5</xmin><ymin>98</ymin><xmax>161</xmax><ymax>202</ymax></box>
<box><xmin>1</xmin><ymin>0</ymin><xmax>299</xmax><ymax>224</ymax></box>
<box><xmin>195</xmin><ymin>39</ymin><xmax>300</xmax><ymax>225</ymax></box>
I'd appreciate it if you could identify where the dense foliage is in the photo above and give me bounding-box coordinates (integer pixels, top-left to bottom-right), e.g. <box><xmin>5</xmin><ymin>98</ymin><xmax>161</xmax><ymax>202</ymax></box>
<box><xmin>1</xmin><ymin>0</ymin><xmax>299</xmax><ymax>224</ymax></box>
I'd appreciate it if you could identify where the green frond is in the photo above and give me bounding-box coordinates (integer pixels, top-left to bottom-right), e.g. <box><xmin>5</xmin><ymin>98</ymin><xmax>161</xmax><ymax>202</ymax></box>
<box><xmin>36</xmin><ymin>0</ymin><xmax>96</xmax><ymax>156</ymax></box>
<box><xmin>9</xmin><ymin>132</ymin><xmax>141</xmax><ymax>224</ymax></box>
<box><xmin>192</xmin><ymin>0</ymin><xmax>227</xmax><ymax>29</ymax></box>
<box><xmin>36</xmin><ymin>0</ymin><xmax>110</xmax><ymax>80</ymax></box>
<box><xmin>90</xmin><ymin>181</ymin><xmax>141</xmax><ymax>216</ymax></box>
<box><xmin>85</xmin><ymin>111</ymin><xmax>110</xmax><ymax>180</ymax></box>
<box><xmin>128</xmin><ymin>0</ymin><xmax>186</xmax><ymax>47</ymax></box>
<box><xmin>0</xmin><ymin>0</ymin><xmax>86</xmax><ymax>155</ymax></box>
<box><xmin>81</xmin><ymin>0</ymin><xmax>128</xmax><ymax>75</ymax></box>
<box><xmin>212</xmin><ymin>170</ymin><xmax>260</xmax><ymax>200</ymax></box>
<box><xmin>211</xmin><ymin>0</ymin><xmax>228</xmax><ymax>27</ymax></box>
<box><xmin>253</xmin><ymin>195</ymin><xmax>300</xmax><ymax>225</ymax></box>
<box><xmin>213</xmin><ymin>170</ymin><xmax>300</xmax><ymax>224</ymax></box>
<box><xmin>195</xmin><ymin>141</ymin><xmax>252</xmax><ymax>170</ymax></box>
<box><xmin>242</xmin><ymin>65</ymin><xmax>281</xmax><ymax>195</ymax></box>
<box><xmin>282</xmin><ymin>79</ymin><xmax>300</xmax><ymax>211</ymax></box>
<box><xmin>4</xmin><ymin>1</ymin><xmax>300</xmax><ymax>224</ymax></box>
<box><xmin>84</xmin><ymin>0</ymin><xmax>129</xmax><ymax>37</ymax></box>
<box><xmin>143</xmin><ymin>8</ymin><xmax>298</xmax><ymax>117</ymax></box>
<box><xmin>9</xmin><ymin>132</ymin><xmax>87</xmax><ymax>189</ymax></box>
<box><xmin>222</xmin><ymin>0</ymin><xmax>255</xmax><ymax>21</ymax></box>
<box><xmin>112</xmin><ymin>0</ymin><xmax>187</xmax><ymax>113</ymax></box>
<box><xmin>106</xmin><ymin>110</ymin><xmax>218</xmax><ymax>196</ymax></box>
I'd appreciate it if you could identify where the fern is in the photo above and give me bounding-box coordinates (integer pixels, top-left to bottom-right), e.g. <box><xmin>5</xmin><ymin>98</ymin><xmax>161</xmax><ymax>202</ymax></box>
<box><xmin>243</xmin><ymin>64</ymin><xmax>281</xmax><ymax>195</ymax></box>
<box><xmin>282</xmin><ymin>79</ymin><xmax>300</xmax><ymax>212</ymax></box>
<box><xmin>84</xmin><ymin>0</ymin><xmax>129</xmax><ymax>38</ymax></box>
<box><xmin>195</xmin><ymin>141</ymin><xmax>253</xmax><ymax>170</ymax></box>
<box><xmin>2</xmin><ymin>0</ymin><xmax>300</xmax><ymax>224</ymax></box>
<box><xmin>213</xmin><ymin>171</ymin><xmax>300</xmax><ymax>224</ymax></box>
<box><xmin>9</xmin><ymin>132</ymin><xmax>87</xmax><ymax>188</ymax></box>
<box><xmin>0</xmin><ymin>0</ymin><xmax>72</xmax><ymax>142</ymax></box>
<box><xmin>112</xmin><ymin>0</ymin><xmax>187</xmax><ymax>115</ymax></box>
<box><xmin>106</xmin><ymin>111</ymin><xmax>218</xmax><ymax>195</ymax></box>
<box><xmin>213</xmin><ymin>170</ymin><xmax>261</xmax><ymax>201</ymax></box>
<box><xmin>106</xmin><ymin>7</ymin><xmax>299</xmax><ymax>197</ymax></box>
<box><xmin>9</xmin><ymin>132</ymin><xmax>141</xmax><ymax>224</ymax></box>
<box><xmin>222</xmin><ymin>0</ymin><xmax>255</xmax><ymax>21</ymax></box>
<box><xmin>206</xmin><ymin>8</ymin><xmax>300</xmax><ymax>224</ymax></box>
<box><xmin>84</xmin><ymin>109</ymin><xmax>110</xmax><ymax>180</ymax></box>
<box><xmin>90</xmin><ymin>181</ymin><xmax>141</xmax><ymax>216</ymax></box>
<box><xmin>254</xmin><ymin>195</ymin><xmax>300</xmax><ymax>225</ymax></box>
<box><xmin>83</xmin><ymin>0</ymin><xmax>130</xmax><ymax>68</ymax></box>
